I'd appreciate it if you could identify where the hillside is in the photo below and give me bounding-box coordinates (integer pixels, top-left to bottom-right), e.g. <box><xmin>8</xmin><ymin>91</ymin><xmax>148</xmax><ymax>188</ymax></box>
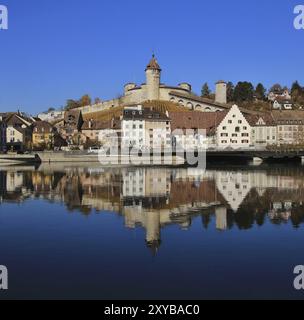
<box><xmin>82</xmin><ymin>100</ymin><xmax>191</xmax><ymax>121</ymax></box>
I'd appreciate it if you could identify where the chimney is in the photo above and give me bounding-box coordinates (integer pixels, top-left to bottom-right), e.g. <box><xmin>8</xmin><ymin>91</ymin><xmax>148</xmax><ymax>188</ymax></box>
<box><xmin>215</xmin><ymin>81</ymin><xmax>227</xmax><ymax>104</ymax></box>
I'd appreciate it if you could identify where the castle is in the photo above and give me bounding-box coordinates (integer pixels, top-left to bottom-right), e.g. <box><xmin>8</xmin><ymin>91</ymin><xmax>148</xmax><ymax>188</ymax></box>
<box><xmin>77</xmin><ymin>55</ymin><xmax>231</xmax><ymax>115</ymax></box>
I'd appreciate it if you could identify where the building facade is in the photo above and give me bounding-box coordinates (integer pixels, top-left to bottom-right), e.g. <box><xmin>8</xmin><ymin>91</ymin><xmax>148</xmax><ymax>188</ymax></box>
<box><xmin>246</xmin><ymin>114</ymin><xmax>277</xmax><ymax>148</ymax></box>
<box><xmin>32</xmin><ymin>121</ymin><xmax>55</xmax><ymax>149</ymax></box>
<box><xmin>5</xmin><ymin>113</ymin><xmax>34</xmax><ymax>151</ymax></box>
<box><xmin>121</xmin><ymin>105</ymin><xmax>170</xmax><ymax>149</ymax></box>
<box><xmin>216</xmin><ymin>105</ymin><xmax>252</xmax><ymax>149</ymax></box>
<box><xmin>272</xmin><ymin>111</ymin><xmax>304</xmax><ymax>145</ymax></box>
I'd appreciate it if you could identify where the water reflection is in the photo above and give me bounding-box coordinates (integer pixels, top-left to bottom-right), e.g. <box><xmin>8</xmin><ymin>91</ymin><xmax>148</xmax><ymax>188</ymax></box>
<box><xmin>1</xmin><ymin>164</ymin><xmax>304</xmax><ymax>252</ymax></box>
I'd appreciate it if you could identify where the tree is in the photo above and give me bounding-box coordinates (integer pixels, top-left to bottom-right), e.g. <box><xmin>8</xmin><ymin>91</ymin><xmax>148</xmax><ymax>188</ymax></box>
<box><xmin>48</xmin><ymin>107</ymin><xmax>55</xmax><ymax>112</ymax></box>
<box><xmin>233</xmin><ymin>82</ymin><xmax>255</xmax><ymax>102</ymax></box>
<box><xmin>201</xmin><ymin>83</ymin><xmax>211</xmax><ymax>98</ymax></box>
<box><xmin>80</xmin><ymin>94</ymin><xmax>92</xmax><ymax>107</ymax></box>
<box><xmin>255</xmin><ymin>83</ymin><xmax>266</xmax><ymax>101</ymax></box>
<box><xmin>65</xmin><ymin>99</ymin><xmax>80</xmax><ymax>111</ymax></box>
<box><xmin>94</xmin><ymin>97</ymin><xmax>102</xmax><ymax>105</ymax></box>
<box><xmin>226</xmin><ymin>82</ymin><xmax>235</xmax><ymax>102</ymax></box>
<box><xmin>291</xmin><ymin>81</ymin><xmax>303</xmax><ymax>95</ymax></box>
<box><xmin>269</xmin><ymin>83</ymin><xmax>282</xmax><ymax>93</ymax></box>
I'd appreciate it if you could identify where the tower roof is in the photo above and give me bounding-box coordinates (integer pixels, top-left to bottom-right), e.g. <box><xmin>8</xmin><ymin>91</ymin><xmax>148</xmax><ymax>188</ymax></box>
<box><xmin>146</xmin><ymin>54</ymin><xmax>161</xmax><ymax>71</ymax></box>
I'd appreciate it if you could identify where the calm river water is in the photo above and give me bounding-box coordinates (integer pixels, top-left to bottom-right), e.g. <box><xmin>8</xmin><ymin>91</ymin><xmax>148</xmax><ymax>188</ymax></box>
<box><xmin>0</xmin><ymin>163</ymin><xmax>304</xmax><ymax>299</ymax></box>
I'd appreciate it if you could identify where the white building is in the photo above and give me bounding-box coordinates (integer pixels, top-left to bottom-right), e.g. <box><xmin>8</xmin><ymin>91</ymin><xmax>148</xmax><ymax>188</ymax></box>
<box><xmin>246</xmin><ymin>114</ymin><xmax>277</xmax><ymax>148</ymax></box>
<box><xmin>216</xmin><ymin>105</ymin><xmax>251</xmax><ymax>149</ymax></box>
<box><xmin>121</xmin><ymin>105</ymin><xmax>171</xmax><ymax>149</ymax></box>
<box><xmin>38</xmin><ymin>110</ymin><xmax>64</xmax><ymax>123</ymax></box>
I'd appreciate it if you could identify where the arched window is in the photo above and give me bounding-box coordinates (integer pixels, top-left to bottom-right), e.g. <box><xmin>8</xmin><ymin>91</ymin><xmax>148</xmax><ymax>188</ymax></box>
<box><xmin>178</xmin><ymin>100</ymin><xmax>184</xmax><ymax>106</ymax></box>
<box><xmin>187</xmin><ymin>102</ymin><xmax>194</xmax><ymax>110</ymax></box>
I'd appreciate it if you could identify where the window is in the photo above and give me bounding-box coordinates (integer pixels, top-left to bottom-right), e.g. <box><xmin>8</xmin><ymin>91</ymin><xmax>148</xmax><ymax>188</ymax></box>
<box><xmin>243</xmin><ymin>126</ymin><xmax>247</xmax><ymax>130</ymax></box>
<box><xmin>242</xmin><ymin>133</ymin><xmax>249</xmax><ymax>137</ymax></box>
<box><xmin>222</xmin><ymin>126</ymin><xmax>227</xmax><ymax>130</ymax></box>
<box><xmin>238</xmin><ymin>120</ymin><xmax>242</xmax><ymax>124</ymax></box>
<box><xmin>133</xmin><ymin>125</ymin><xmax>136</xmax><ymax>129</ymax></box>
<box><xmin>235</xmin><ymin>127</ymin><xmax>240</xmax><ymax>132</ymax></box>
<box><xmin>228</xmin><ymin>120</ymin><xmax>232</xmax><ymax>124</ymax></box>
<box><xmin>242</xmin><ymin>140</ymin><xmax>249</xmax><ymax>143</ymax></box>
<box><xmin>139</xmin><ymin>125</ymin><xmax>143</xmax><ymax>129</ymax></box>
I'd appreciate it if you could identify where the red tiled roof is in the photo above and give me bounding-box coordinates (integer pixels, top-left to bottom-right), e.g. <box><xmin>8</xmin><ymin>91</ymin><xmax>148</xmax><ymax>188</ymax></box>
<box><xmin>169</xmin><ymin>111</ymin><xmax>228</xmax><ymax>135</ymax></box>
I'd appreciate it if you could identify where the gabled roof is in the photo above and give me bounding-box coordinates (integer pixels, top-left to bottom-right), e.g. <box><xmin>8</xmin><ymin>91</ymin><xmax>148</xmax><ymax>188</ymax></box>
<box><xmin>245</xmin><ymin>113</ymin><xmax>276</xmax><ymax>127</ymax></box>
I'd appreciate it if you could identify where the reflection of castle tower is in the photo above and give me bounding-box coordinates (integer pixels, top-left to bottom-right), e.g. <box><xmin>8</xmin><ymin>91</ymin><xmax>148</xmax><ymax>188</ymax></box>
<box><xmin>145</xmin><ymin>54</ymin><xmax>161</xmax><ymax>101</ymax></box>
<box><xmin>215</xmin><ymin>206</ymin><xmax>227</xmax><ymax>231</ymax></box>
<box><xmin>145</xmin><ymin>210</ymin><xmax>161</xmax><ymax>254</ymax></box>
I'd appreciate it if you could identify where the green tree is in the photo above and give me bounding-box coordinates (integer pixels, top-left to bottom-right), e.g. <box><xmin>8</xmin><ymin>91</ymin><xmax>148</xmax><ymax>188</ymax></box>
<box><xmin>233</xmin><ymin>82</ymin><xmax>255</xmax><ymax>102</ymax></box>
<box><xmin>201</xmin><ymin>83</ymin><xmax>211</xmax><ymax>98</ymax></box>
<box><xmin>255</xmin><ymin>83</ymin><xmax>266</xmax><ymax>101</ymax></box>
<box><xmin>226</xmin><ymin>82</ymin><xmax>235</xmax><ymax>102</ymax></box>
<box><xmin>291</xmin><ymin>81</ymin><xmax>303</xmax><ymax>96</ymax></box>
<box><xmin>269</xmin><ymin>83</ymin><xmax>282</xmax><ymax>93</ymax></box>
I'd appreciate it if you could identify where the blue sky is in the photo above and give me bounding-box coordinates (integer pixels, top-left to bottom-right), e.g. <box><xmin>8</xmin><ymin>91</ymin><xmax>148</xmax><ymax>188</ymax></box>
<box><xmin>0</xmin><ymin>0</ymin><xmax>303</xmax><ymax>115</ymax></box>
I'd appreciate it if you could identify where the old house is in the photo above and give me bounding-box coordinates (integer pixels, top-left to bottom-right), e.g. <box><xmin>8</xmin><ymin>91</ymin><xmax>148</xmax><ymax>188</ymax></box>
<box><xmin>5</xmin><ymin>113</ymin><xmax>34</xmax><ymax>151</ymax></box>
<box><xmin>246</xmin><ymin>114</ymin><xmax>277</xmax><ymax>148</ymax></box>
<box><xmin>57</xmin><ymin>110</ymin><xmax>84</xmax><ymax>145</ymax></box>
<box><xmin>32</xmin><ymin>121</ymin><xmax>55</xmax><ymax>149</ymax></box>
<box><xmin>272</xmin><ymin>110</ymin><xmax>304</xmax><ymax>145</ymax></box>
<box><xmin>121</xmin><ymin>105</ymin><xmax>170</xmax><ymax>149</ymax></box>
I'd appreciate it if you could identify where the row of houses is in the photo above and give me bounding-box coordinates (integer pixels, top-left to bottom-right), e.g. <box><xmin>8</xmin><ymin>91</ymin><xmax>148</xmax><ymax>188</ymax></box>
<box><xmin>2</xmin><ymin>104</ymin><xmax>304</xmax><ymax>152</ymax></box>
<box><xmin>0</xmin><ymin>112</ymin><xmax>67</xmax><ymax>152</ymax></box>
<box><xmin>118</xmin><ymin>104</ymin><xmax>304</xmax><ymax>150</ymax></box>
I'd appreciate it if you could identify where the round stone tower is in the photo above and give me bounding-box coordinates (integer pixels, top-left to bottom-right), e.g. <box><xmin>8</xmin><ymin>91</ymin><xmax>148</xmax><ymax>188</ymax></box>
<box><xmin>145</xmin><ymin>54</ymin><xmax>161</xmax><ymax>101</ymax></box>
<box><xmin>215</xmin><ymin>80</ymin><xmax>227</xmax><ymax>104</ymax></box>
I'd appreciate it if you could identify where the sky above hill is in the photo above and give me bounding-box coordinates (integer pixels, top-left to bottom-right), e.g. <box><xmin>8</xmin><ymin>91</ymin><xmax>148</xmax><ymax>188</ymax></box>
<box><xmin>0</xmin><ymin>0</ymin><xmax>303</xmax><ymax>115</ymax></box>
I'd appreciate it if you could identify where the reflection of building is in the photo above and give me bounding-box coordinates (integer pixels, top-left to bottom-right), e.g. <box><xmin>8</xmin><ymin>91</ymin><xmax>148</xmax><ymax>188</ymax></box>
<box><xmin>2</xmin><ymin>166</ymin><xmax>304</xmax><ymax>250</ymax></box>
<box><xmin>216</xmin><ymin>207</ymin><xmax>227</xmax><ymax>231</ymax></box>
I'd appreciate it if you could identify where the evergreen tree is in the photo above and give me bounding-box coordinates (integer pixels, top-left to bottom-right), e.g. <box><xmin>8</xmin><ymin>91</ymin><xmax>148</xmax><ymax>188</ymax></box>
<box><xmin>226</xmin><ymin>82</ymin><xmax>235</xmax><ymax>102</ymax></box>
<box><xmin>255</xmin><ymin>83</ymin><xmax>266</xmax><ymax>101</ymax></box>
<box><xmin>233</xmin><ymin>82</ymin><xmax>255</xmax><ymax>102</ymax></box>
<box><xmin>201</xmin><ymin>83</ymin><xmax>211</xmax><ymax>98</ymax></box>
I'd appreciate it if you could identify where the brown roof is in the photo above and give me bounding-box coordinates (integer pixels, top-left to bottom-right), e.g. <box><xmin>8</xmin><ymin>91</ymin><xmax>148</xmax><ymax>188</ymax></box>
<box><xmin>271</xmin><ymin>110</ymin><xmax>304</xmax><ymax>122</ymax></box>
<box><xmin>274</xmin><ymin>96</ymin><xmax>293</xmax><ymax>103</ymax></box>
<box><xmin>82</xmin><ymin>118</ymin><xmax>121</xmax><ymax>131</ymax></box>
<box><xmin>169</xmin><ymin>111</ymin><xmax>228</xmax><ymax>135</ymax></box>
<box><xmin>146</xmin><ymin>55</ymin><xmax>161</xmax><ymax>71</ymax></box>
<box><xmin>32</xmin><ymin>121</ymin><xmax>54</xmax><ymax>133</ymax></box>
<box><xmin>245</xmin><ymin>113</ymin><xmax>276</xmax><ymax>127</ymax></box>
